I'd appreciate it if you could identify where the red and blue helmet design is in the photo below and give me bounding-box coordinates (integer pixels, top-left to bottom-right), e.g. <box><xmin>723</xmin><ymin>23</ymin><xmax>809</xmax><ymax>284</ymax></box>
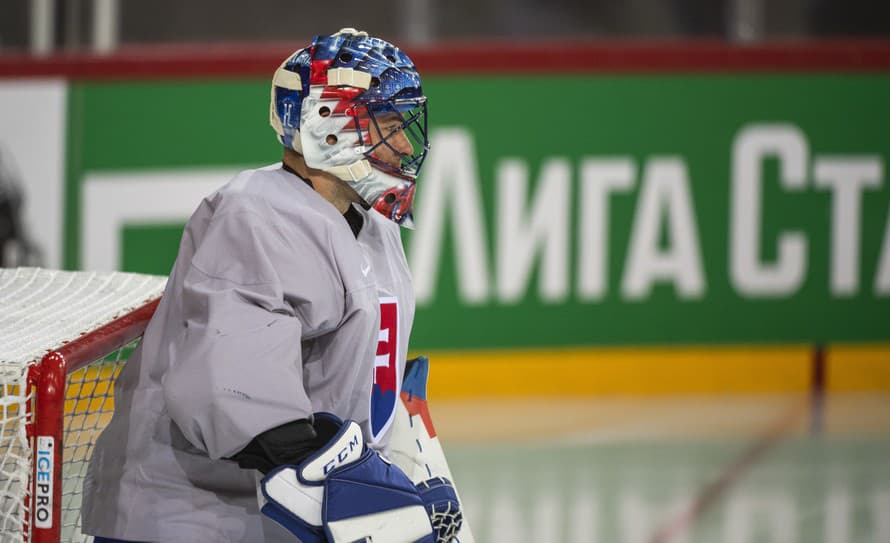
<box><xmin>270</xmin><ymin>28</ymin><xmax>429</xmax><ymax>228</ymax></box>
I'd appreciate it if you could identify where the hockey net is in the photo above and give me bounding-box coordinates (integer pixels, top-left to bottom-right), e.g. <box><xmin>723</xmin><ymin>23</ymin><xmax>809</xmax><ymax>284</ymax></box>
<box><xmin>0</xmin><ymin>268</ymin><xmax>166</xmax><ymax>543</ymax></box>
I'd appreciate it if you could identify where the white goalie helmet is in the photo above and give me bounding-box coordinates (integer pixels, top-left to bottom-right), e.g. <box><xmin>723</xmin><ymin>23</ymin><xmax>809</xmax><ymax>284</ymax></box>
<box><xmin>270</xmin><ymin>28</ymin><xmax>430</xmax><ymax>227</ymax></box>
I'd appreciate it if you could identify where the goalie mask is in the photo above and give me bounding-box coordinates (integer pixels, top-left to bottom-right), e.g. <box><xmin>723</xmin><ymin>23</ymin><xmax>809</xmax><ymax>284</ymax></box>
<box><xmin>270</xmin><ymin>28</ymin><xmax>429</xmax><ymax>228</ymax></box>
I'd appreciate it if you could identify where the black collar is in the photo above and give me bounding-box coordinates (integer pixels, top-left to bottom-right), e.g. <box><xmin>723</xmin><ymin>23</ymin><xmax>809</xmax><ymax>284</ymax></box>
<box><xmin>343</xmin><ymin>205</ymin><xmax>364</xmax><ymax>238</ymax></box>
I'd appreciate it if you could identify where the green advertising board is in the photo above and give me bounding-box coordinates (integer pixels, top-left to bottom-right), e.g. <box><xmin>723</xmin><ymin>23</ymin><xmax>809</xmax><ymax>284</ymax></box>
<box><xmin>63</xmin><ymin>74</ymin><xmax>890</xmax><ymax>350</ymax></box>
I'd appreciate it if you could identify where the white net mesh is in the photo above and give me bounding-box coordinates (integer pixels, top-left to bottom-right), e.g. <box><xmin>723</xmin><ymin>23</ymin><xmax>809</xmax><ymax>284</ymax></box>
<box><xmin>1</xmin><ymin>366</ymin><xmax>30</xmax><ymax>542</ymax></box>
<box><xmin>0</xmin><ymin>268</ymin><xmax>166</xmax><ymax>543</ymax></box>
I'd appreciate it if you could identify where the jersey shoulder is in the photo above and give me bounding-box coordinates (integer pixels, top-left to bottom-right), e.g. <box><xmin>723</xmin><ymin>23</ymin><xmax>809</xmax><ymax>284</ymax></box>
<box><xmin>359</xmin><ymin>206</ymin><xmax>408</xmax><ymax>257</ymax></box>
<box><xmin>209</xmin><ymin>163</ymin><xmax>351</xmax><ymax>238</ymax></box>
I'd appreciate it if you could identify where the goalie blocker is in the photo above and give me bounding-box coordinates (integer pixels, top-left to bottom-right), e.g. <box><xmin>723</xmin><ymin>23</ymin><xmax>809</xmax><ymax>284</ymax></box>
<box><xmin>257</xmin><ymin>356</ymin><xmax>472</xmax><ymax>543</ymax></box>
<box><xmin>259</xmin><ymin>412</ymin><xmax>461</xmax><ymax>543</ymax></box>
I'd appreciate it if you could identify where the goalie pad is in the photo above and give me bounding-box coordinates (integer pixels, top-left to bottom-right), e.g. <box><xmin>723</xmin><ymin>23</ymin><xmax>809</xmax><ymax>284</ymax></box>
<box><xmin>260</xmin><ymin>413</ymin><xmax>435</xmax><ymax>543</ymax></box>
<box><xmin>390</xmin><ymin>357</ymin><xmax>476</xmax><ymax>543</ymax></box>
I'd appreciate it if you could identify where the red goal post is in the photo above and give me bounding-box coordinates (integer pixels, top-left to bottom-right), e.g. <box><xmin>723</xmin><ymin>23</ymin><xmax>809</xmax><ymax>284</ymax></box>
<box><xmin>0</xmin><ymin>268</ymin><xmax>166</xmax><ymax>543</ymax></box>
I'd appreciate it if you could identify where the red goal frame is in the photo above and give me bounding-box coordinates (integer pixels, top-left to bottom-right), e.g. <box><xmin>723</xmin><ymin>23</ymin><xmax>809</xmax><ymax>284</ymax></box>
<box><xmin>24</xmin><ymin>298</ymin><xmax>160</xmax><ymax>543</ymax></box>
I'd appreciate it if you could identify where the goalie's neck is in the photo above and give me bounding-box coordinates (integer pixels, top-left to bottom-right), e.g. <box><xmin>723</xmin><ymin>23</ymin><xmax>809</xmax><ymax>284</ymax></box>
<box><xmin>281</xmin><ymin>148</ymin><xmax>365</xmax><ymax>216</ymax></box>
<box><xmin>281</xmin><ymin>151</ymin><xmax>364</xmax><ymax>238</ymax></box>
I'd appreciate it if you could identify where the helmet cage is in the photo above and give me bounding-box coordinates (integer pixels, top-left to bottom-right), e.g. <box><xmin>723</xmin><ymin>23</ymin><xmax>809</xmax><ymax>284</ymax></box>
<box><xmin>352</xmin><ymin>97</ymin><xmax>429</xmax><ymax>181</ymax></box>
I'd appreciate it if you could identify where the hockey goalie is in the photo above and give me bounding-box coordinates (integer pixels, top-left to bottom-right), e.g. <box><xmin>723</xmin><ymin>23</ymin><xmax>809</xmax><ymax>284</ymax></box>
<box><xmin>81</xmin><ymin>28</ymin><xmax>472</xmax><ymax>543</ymax></box>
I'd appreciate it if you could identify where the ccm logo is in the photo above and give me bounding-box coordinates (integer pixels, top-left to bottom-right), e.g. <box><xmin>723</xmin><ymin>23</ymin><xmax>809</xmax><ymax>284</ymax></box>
<box><xmin>34</xmin><ymin>436</ymin><xmax>54</xmax><ymax>528</ymax></box>
<box><xmin>322</xmin><ymin>433</ymin><xmax>360</xmax><ymax>475</ymax></box>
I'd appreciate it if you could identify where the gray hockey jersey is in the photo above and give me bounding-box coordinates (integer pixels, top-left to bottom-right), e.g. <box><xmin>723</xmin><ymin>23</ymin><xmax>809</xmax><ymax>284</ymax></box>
<box><xmin>82</xmin><ymin>164</ymin><xmax>415</xmax><ymax>542</ymax></box>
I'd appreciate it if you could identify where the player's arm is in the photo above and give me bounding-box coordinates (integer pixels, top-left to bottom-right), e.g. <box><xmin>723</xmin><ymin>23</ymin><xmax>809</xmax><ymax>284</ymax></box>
<box><xmin>162</xmin><ymin>204</ymin><xmax>315</xmax><ymax>460</ymax></box>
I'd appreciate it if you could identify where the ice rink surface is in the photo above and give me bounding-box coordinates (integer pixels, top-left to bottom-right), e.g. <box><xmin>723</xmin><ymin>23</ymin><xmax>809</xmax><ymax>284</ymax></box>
<box><xmin>435</xmin><ymin>394</ymin><xmax>890</xmax><ymax>543</ymax></box>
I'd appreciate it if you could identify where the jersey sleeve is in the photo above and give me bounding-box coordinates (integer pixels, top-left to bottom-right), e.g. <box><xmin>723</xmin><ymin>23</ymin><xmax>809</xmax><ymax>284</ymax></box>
<box><xmin>162</xmin><ymin>200</ymin><xmax>336</xmax><ymax>460</ymax></box>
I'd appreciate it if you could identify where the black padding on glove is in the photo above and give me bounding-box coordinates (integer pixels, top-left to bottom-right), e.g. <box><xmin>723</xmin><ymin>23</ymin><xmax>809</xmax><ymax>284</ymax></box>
<box><xmin>230</xmin><ymin>418</ymin><xmax>317</xmax><ymax>473</ymax></box>
<box><xmin>231</xmin><ymin>414</ymin><xmax>346</xmax><ymax>474</ymax></box>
